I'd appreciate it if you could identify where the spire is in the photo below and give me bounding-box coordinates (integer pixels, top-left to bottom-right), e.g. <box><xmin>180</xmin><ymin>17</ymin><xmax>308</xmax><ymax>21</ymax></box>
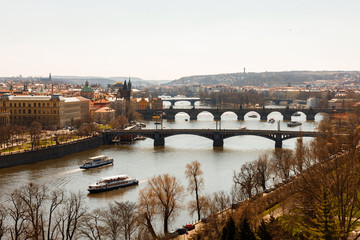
<box><xmin>128</xmin><ymin>78</ymin><xmax>132</xmax><ymax>90</ymax></box>
<box><xmin>123</xmin><ymin>80</ymin><xmax>127</xmax><ymax>90</ymax></box>
<box><xmin>49</xmin><ymin>73</ymin><xmax>52</xmax><ymax>81</ymax></box>
<box><xmin>85</xmin><ymin>80</ymin><xmax>89</xmax><ymax>86</ymax></box>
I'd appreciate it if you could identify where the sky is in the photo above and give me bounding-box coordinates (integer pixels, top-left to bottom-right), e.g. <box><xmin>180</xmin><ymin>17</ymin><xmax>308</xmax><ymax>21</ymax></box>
<box><xmin>0</xmin><ymin>0</ymin><xmax>359</xmax><ymax>80</ymax></box>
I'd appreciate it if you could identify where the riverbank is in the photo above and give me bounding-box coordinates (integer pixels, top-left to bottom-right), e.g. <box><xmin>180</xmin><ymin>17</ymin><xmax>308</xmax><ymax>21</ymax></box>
<box><xmin>0</xmin><ymin>136</ymin><xmax>103</xmax><ymax>168</ymax></box>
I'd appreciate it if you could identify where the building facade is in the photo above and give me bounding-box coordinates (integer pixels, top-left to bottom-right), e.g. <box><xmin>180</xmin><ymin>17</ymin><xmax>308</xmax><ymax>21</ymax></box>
<box><xmin>0</xmin><ymin>93</ymin><xmax>87</xmax><ymax>129</ymax></box>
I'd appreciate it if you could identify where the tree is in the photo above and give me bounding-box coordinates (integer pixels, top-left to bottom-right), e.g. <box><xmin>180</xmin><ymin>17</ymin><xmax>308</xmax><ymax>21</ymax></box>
<box><xmin>238</xmin><ymin>217</ymin><xmax>257</xmax><ymax>240</ymax></box>
<box><xmin>0</xmin><ymin>205</ymin><xmax>6</xmax><ymax>240</ymax></box>
<box><xmin>257</xmin><ymin>220</ymin><xmax>272</xmax><ymax>240</ymax></box>
<box><xmin>233</xmin><ymin>162</ymin><xmax>256</xmax><ymax>198</ymax></box>
<box><xmin>18</xmin><ymin>183</ymin><xmax>47</xmax><ymax>240</ymax></box>
<box><xmin>221</xmin><ymin>216</ymin><xmax>236</xmax><ymax>240</ymax></box>
<box><xmin>254</xmin><ymin>154</ymin><xmax>271</xmax><ymax>191</ymax></box>
<box><xmin>137</xmin><ymin>190</ymin><xmax>157</xmax><ymax>240</ymax></box>
<box><xmin>109</xmin><ymin>115</ymin><xmax>128</xmax><ymax>129</ymax></box>
<box><xmin>29</xmin><ymin>121</ymin><xmax>42</xmax><ymax>150</ymax></box>
<box><xmin>271</xmin><ymin>148</ymin><xmax>293</xmax><ymax>181</ymax></box>
<box><xmin>139</xmin><ymin>174</ymin><xmax>185</xmax><ymax>234</ymax></box>
<box><xmin>114</xmin><ymin>201</ymin><xmax>138</xmax><ymax>240</ymax></box>
<box><xmin>57</xmin><ymin>192</ymin><xmax>86</xmax><ymax>240</ymax></box>
<box><xmin>185</xmin><ymin>160</ymin><xmax>205</xmax><ymax>221</ymax></box>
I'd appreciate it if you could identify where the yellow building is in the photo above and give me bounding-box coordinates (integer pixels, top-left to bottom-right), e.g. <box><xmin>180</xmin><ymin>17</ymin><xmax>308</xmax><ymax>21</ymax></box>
<box><xmin>0</xmin><ymin>93</ymin><xmax>87</xmax><ymax>129</ymax></box>
<box><xmin>137</xmin><ymin>98</ymin><xmax>150</xmax><ymax>110</ymax></box>
<box><xmin>0</xmin><ymin>109</ymin><xmax>10</xmax><ymax>127</ymax></box>
<box><xmin>94</xmin><ymin>107</ymin><xmax>115</xmax><ymax>124</ymax></box>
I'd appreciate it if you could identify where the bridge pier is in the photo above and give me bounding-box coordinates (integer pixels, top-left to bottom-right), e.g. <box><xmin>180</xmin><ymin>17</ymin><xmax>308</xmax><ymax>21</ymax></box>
<box><xmin>307</xmin><ymin>114</ymin><xmax>315</xmax><ymax>121</ymax></box>
<box><xmin>189</xmin><ymin>113</ymin><xmax>197</xmax><ymax>120</ymax></box>
<box><xmin>275</xmin><ymin>140</ymin><xmax>282</xmax><ymax>148</ymax></box>
<box><xmin>237</xmin><ymin>114</ymin><xmax>244</xmax><ymax>120</ymax></box>
<box><xmin>154</xmin><ymin>132</ymin><xmax>165</xmax><ymax>146</ymax></box>
<box><xmin>260</xmin><ymin>114</ymin><xmax>267</xmax><ymax>121</ymax></box>
<box><xmin>213</xmin><ymin>132</ymin><xmax>224</xmax><ymax>147</ymax></box>
<box><xmin>213</xmin><ymin>139</ymin><xmax>224</xmax><ymax>147</ymax></box>
<box><xmin>275</xmin><ymin>133</ymin><xmax>282</xmax><ymax>148</ymax></box>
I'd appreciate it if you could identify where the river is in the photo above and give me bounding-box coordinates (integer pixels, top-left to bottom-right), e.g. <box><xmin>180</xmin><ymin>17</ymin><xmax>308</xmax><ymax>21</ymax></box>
<box><xmin>0</xmin><ymin>104</ymin><xmax>324</xmax><ymax>231</ymax></box>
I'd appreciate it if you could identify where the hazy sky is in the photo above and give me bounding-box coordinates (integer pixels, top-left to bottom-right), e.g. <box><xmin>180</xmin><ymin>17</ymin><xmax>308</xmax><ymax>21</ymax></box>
<box><xmin>0</xmin><ymin>0</ymin><xmax>359</xmax><ymax>80</ymax></box>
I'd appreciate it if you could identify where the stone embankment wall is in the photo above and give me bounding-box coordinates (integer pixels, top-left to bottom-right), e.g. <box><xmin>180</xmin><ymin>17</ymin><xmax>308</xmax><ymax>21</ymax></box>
<box><xmin>0</xmin><ymin>136</ymin><xmax>104</xmax><ymax>169</ymax></box>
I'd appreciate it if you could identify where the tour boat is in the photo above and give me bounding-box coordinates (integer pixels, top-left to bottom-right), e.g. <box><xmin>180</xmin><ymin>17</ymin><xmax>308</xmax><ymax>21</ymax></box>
<box><xmin>87</xmin><ymin>175</ymin><xmax>139</xmax><ymax>193</ymax></box>
<box><xmin>268</xmin><ymin>118</ymin><xmax>275</xmax><ymax>123</ymax></box>
<box><xmin>293</xmin><ymin>112</ymin><xmax>301</xmax><ymax>117</ymax></box>
<box><xmin>248</xmin><ymin>114</ymin><xmax>258</xmax><ymax>118</ymax></box>
<box><xmin>80</xmin><ymin>155</ymin><xmax>114</xmax><ymax>169</ymax></box>
<box><xmin>287</xmin><ymin>121</ymin><xmax>302</xmax><ymax>127</ymax></box>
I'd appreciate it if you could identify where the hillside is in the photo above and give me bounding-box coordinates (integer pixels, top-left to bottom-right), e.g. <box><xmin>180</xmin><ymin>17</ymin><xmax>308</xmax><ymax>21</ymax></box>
<box><xmin>169</xmin><ymin>71</ymin><xmax>360</xmax><ymax>87</ymax></box>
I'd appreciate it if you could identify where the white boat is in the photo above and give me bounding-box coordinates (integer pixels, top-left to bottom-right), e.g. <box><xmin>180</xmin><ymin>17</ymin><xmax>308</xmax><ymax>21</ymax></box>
<box><xmin>268</xmin><ymin>118</ymin><xmax>275</xmax><ymax>123</ymax></box>
<box><xmin>87</xmin><ymin>175</ymin><xmax>139</xmax><ymax>193</ymax></box>
<box><xmin>80</xmin><ymin>155</ymin><xmax>114</xmax><ymax>169</ymax></box>
<box><xmin>239</xmin><ymin>126</ymin><xmax>247</xmax><ymax>130</ymax></box>
<box><xmin>248</xmin><ymin>114</ymin><xmax>258</xmax><ymax>118</ymax></box>
<box><xmin>293</xmin><ymin>112</ymin><xmax>301</xmax><ymax>117</ymax></box>
<box><xmin>287</xmin><ymin>121</ymin><xmax>302</xmax><ymax>127</ymax></box>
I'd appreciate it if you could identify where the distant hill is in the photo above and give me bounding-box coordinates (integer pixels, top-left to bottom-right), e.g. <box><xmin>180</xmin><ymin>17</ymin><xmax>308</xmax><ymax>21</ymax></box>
<box><xmin>168</xmin><ymin>71</ymin><xmax>360</xmax><ymax>87</ymax></box>
<box><xmin>52</xmin><ymin>76</ymin><xmax>170</xmax><ymax>87</ymax></box>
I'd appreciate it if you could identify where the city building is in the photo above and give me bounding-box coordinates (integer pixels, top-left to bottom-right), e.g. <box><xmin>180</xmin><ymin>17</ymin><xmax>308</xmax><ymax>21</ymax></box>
<box><xmin>0</xmin><ymin>109</ymin><xmax>10</xmax><ymax>127</ymax></box>
<box><xmin>0</xmin><ymin>93</ymin><xmax>89</xmax><ymax>128</ymax></box>
<box><xmin>151</xmin><ymin>98</ymin><xmax>163</xmax><ymax>109</ymax></box>
<box><xmin>94</xmin><ymin>107</ymin><xmax>115</xmax><ymax>124</ymax></box>
<box><xmin>80</xmin><ymin>81</ymin><xmax>94</xmax><ymax>99</ymax></box>
<box><xmin>137</xmin><ymin>98</ymin><xmax>149</xmax><ymax>110</ymax></box>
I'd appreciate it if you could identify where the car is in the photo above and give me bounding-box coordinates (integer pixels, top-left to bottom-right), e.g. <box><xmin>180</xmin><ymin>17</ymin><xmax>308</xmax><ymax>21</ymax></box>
<box><xmin>184</xmin><ymin>224</ymin><xmax>195</xmax><ymax>231</ymax></box>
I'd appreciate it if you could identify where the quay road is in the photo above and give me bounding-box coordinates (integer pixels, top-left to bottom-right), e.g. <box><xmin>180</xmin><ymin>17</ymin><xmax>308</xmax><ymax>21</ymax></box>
<box><xmin>103</xmin><ymin>129</ymin><xmax>318</xmax><ymax>148</ymax></box>
<box><xmin>137</xmin><ymin>108</ymin><xmax>345</xmax><ymax>121</ymax></box>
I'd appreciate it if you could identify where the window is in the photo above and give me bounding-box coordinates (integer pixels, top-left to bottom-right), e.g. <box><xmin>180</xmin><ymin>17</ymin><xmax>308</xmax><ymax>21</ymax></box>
<box><xmin>10</xmin><ymin>103</ymin><xmax>12</xmax><ymax>107</ymax></box>
<box><xmin>14</xmin><ymin>110</ymin><xmax>16</xmax><ymax>114</ymax></box>
<box><xmin>47</xmin><ymin>103</ymin><xmax>50</xmax><ymax>107</ymax></box>
<box><xmin>28</xmin><ymin>103</ymin><xmax>31</xmax><ymax>107</ymax></box>
<box><xmin>33</xmin><ymin>103</ymin><xmax>36</xmax><ymax>107</ymax></box>
<box><xmin>28</xmin><ymin>109</ymin><xmax>31</xmax><ymax>114</ymax></box>
<box><xmin>14</xmin><ymin>103</ymin><xmax>16</xmax><ymax>107</ymax></box>
<box><xmin>34</xmin><ymin>110</ymin><xmax>36</xmax><ymax>114</ymax></box>
<box><xmin>38</xmin><ymin>103</ymin><xmax>41</xmax><ymax>107</ymax></box>
<box><xmin>23</xmin><ymin>109</ymin><xmax>25</xmax><ymax>114</ymax></box>
<box><xmin>23</xmin><ymin>103</ymin><xmax>25</xmax><ymax>107</ymax></box>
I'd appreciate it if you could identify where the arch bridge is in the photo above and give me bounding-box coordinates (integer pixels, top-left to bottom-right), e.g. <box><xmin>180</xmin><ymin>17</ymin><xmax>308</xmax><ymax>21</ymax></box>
<box><xmin>160</xmin><ymin>98</ymin><xmax>214</xmax><ymax>107</ymax></box>
<box><xmin>103</xmin><ymin>129</ymin><xmax>318</xmax><ymax>148</ymax></box>
<box><xmin>137</xmin><ymin>108</ymin><xmax>344</xmax><ymax>121</ymax></box>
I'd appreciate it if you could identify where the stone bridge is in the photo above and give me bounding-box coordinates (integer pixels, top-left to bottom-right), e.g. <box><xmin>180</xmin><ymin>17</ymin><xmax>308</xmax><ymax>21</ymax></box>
<box><xmin>103</xmin><ymin>129</ymin><xmax>318</xmax><ymax>148</ymax></box>
<box><xmin>136</xmin><ymin>108</ymin><xmax>344</xmax><ymax>121</ymax></box>
<box><xmin>160</xmin><ymin>97</ymin><xmax>214</xmax><ymax>107</ymax></box>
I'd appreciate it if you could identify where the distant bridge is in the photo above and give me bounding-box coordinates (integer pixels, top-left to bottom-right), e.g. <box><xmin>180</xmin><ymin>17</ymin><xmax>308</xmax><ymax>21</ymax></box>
<box><xmin>160</xmin><ymin>97</ymin><xmax>215</xmax><ymax>107</ymax></box>
<box><xmin>103</xmin><ymin>129</ymin><xmax>319</xmax><ymax>148</ymax></box>
<box><xmin>137</xmin><ymin>108</ymin><xmax>345</xmax><ymax>121</ymax></box>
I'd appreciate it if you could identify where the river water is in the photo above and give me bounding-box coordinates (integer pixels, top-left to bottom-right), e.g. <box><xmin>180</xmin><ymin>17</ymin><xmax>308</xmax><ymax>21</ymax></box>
<box><xmin>0</xmin><ymin>104</ymin><xmax>324</xmax><ymax>231</ymax></box>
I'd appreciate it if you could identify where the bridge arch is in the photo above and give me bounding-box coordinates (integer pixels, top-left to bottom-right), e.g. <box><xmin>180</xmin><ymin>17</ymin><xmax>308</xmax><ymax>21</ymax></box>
<box><xmin>244</xmin><ymin>111</ymin><xmax>260</xmax><ymax>120</ymax></box>
<box><xmin>197</xmin><ymin>111</ymin><xmax>214</xmax><ymax>120</ymax></box>
<box><xmin>220</xmin><ymin>111</ymin><xmax>238</xmax><ymax>120</ymax></box>
<box><xmin>173</xmin><ymin>100</ymin><xmax>193</xmax><ymax>107</ymax></box>
<box><xmin>267</xmin><ymin>111</ymin><xmax>284</xmax><ymax>120</ymax></box>
<box><xmin>314</xmin><ymin>112</ymin><xmax>329</xmax><ymax>122</ymax></box>
<box><xmin>174</xmin><ymin>112</ymin><xmax>191</xmax><ymax>120</ymax></box>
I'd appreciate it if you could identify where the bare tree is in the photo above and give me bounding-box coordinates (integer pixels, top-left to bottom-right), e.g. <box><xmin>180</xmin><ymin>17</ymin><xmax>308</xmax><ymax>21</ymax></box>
<box><xmin>57</xmin><ymin>192</ymin><xmax>86</xmax><ymax>240</ymax></box>
<box><xmin>114</xmin><ymin>201</ymin><xmax>138</xmax><ymax>240</ymax></box>
<box><xmin>101</xmin><ymin>204</ymin><xmax>121</xmax><ymax>240</ymax></box>
<box><xmin>79</xmin><ymin>209</ymin><xmax>103</xmax><ymax>240</ymax></box>
<box><xmin>185</xmin><ymin>160</ymin><xmax>205</xmax><ymax>221</ymax></box>
<box><xmin>233</xmin><ymin>162</ymin><xmax>257</xmax><ymax>198</ymax></box>
<box><xmin>47</xmin><ymin>190</ymin><xmax>64</xmax><ymax>240</ymax></box>
<box><xmin>137</xmin><ymin>190</ymin><xmax>157</xmax><ymax>240</ymax></box>
<box><xmin>0</xmin><ymin>205</ymin><xmax>7</xmax><ymax>240</ymax></box>
<box><xmin>7</xmin><ymin>190</ymin><xmax>27</xmax><ymax>240</ymax></box>
<box><xmin>140</xmin><ymin>174</ymin><xmax>185</xmax><ymax>234</ymax></box>
<box><xmin>19</xmin><ymin>183</ymin><xmax>47</xmax><ymax>240</ymax></box>
<box><xmin>29</xmin><ymin>121</ymin><xmax>42</xmax><ymax>150</ymax></box>
<box><xmin>271</xmin><ymin>148</ymin><xmax>294</xmax><ymax>181</ymax></box>
<box><xmin>254</xmin><ymin>154</ymin><xmax>271</xmax><ymax>191</ymax></box>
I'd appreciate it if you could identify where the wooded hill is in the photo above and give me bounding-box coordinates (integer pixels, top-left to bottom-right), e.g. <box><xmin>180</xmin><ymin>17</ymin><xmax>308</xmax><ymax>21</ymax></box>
<box><xmin>169</xmin><ymin>71</ymin><xmax>360</xmax><ymax>87</ymax></box>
